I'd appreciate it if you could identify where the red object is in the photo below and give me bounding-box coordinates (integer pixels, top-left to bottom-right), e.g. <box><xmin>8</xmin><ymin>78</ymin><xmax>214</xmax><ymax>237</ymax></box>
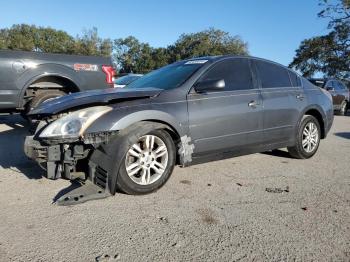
<box><xmin>102</xmin><ymin>65</ymin><xmax>116</xmax><ymax>85</ymax></box>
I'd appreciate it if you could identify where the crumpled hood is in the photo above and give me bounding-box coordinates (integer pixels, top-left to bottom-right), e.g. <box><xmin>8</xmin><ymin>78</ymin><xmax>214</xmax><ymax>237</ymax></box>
<box><xmin>28</xmin><ymin>87</ymin><xmax>162</xmax><ymax>117</ymax></box>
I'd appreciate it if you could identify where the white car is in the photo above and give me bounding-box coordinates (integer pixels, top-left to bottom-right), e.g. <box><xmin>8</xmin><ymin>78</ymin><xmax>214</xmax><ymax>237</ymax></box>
<box><xmin>114</xmin><ymin>74</ymin><xmax>143</xmax><ymax>88</ymax></box>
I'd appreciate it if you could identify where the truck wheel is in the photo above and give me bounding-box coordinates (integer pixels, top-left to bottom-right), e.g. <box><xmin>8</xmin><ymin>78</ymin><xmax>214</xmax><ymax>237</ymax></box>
<box><xmin>116</xmin><ymin>129</ymin><xmax>176</xmax><ymax>195</ymax></box>
<box><xmin>29</xmin><ymin>90</ymin><xmax>66</xmax><ymax>112</ymax></box>
<box><xmin>288</xmin><ymin>115</ymin><xmax>321</xmax><ymax>159</ymax></box>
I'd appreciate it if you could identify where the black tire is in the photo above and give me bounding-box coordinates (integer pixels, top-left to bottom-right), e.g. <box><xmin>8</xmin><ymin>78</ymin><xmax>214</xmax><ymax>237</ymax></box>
<box><xmin>116</xmin><ymin>129</ymin><xmax>176</xmax><ymax>195</ymax></box>
<box><xmin>338</xmin><ymin>101</ymin><xmax>348</xmax><ymax>116</ymax></box>
<box><xmin>28</xmin><ymin>90</ymin><xmax>66</xmax><ymax>112</ymax></box>
<box><xmin>288</xmin><ymin>115</ymin><xmax>321</xmax><ymax>159</ymax></box>
<box><xmin>25</xmin><ymin>90</ymin><xmax>66</xmax><ymax>130</ymax></box>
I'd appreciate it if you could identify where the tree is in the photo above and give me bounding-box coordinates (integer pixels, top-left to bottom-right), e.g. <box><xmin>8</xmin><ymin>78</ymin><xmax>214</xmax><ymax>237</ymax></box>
<box><xmin>290</xmin><ymin>0</ymin><xmax>350</xmax><ymax>79</ymax></box>
<box><xmin>113</xmin><ymin>36</ymin><xmax>168</xmax><ymax>73</ymax></box>
<box><xmin>151</xmin><ymin>47</ymin><xmax>170</xmax><ymax>70</ymax></box>
<box><xmin>168</xmin><ymin>28</ymin><xmax>248</xmax><ymax>62</ymax></box>
<box><xmin>4</xmin><ymin>24</ymin><xmax>37</xmax><ymax>51</ymax></box>
<box><xmin>114</xmin><ymin>29</ymin><xmax>248</xmax><ymax>73</ymax></box>
<box><xmin>74</xmin><ymin>27</ymin><xmax>112</xmax><ymax>56</ymax></box>
<box><xmin>318</xmin><ymin>0</ymin><xmax>350</xmax><ymax>28</ymax></box>
<box><xmin>1</xmin><ymin>25</ymin><xmax>249</xmax><ymax>73</ymax></box>
<box><xmin>0</xmin><ymin>29</ymin><xmax>8</xmax><ymax>49</ymax></box>
<box><xmin>0</xmin><ymin>24</ymin><xmax>75</xmax><ymax>53</ymax></box>
<box><xmin>34</xmin><ymin>27</ymin><xmax>75</xmax><ymax>53</ymax></box>
<box><xmin>0</xmin><ymin>24</ymin><xmax>111</xmax><ymax>57</ymax></box>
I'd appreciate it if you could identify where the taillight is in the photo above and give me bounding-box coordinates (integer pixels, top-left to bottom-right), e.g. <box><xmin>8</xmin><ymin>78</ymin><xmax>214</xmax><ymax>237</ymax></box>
<box><xmin>102</xmin><ymin>65</ymin><xmax>116</xmax><ymax>85</ymax></box>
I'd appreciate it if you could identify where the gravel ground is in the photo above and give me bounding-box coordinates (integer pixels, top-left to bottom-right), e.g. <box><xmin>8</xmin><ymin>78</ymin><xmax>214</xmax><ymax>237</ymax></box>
<box><xmin>0</xmin><ymin>114</ymin><xmax>349</xmax><ymax>262</ymax></box>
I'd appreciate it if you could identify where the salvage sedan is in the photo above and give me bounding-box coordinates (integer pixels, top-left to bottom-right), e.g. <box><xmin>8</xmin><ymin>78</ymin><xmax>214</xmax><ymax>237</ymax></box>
<box><xmin>25</xmin><ymin>56</ymin><xmax>334</xmax><ymax>197</ymax></box>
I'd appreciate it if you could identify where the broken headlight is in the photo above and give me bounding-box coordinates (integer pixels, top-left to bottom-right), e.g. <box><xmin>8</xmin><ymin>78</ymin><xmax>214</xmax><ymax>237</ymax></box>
<box><xmin>39</xmin><ymin>106</ymin><xmax>112</xmax><ymax>138</ymax></box>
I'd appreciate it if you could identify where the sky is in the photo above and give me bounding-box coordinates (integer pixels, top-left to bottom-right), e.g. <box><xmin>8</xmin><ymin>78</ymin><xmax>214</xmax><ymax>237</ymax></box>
<box><xmin>0</xmin><ymin>0</ymin><xmax>331</xmax><ymax>66</ymax></box>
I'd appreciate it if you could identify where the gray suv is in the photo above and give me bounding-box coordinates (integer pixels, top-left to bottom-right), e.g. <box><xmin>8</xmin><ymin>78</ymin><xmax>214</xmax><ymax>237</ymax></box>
<box><xmin>25</xmin><ymin>56</ymin><xmax>334</xmax><ymax>198</ymax></box>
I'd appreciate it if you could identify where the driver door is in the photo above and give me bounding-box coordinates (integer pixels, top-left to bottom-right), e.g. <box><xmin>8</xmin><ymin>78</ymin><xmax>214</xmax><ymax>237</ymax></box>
<box><xmin>187</xmin><ymin>58</ymin><xmax>263</xmax><ymax>156</ymax></box>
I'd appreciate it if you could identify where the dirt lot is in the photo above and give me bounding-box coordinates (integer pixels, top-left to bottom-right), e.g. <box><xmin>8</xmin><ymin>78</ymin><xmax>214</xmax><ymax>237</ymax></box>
<box><xmin>0</xmin><ymin>114</ymin><xmax>349</xmax><ymax>261</ymax></box>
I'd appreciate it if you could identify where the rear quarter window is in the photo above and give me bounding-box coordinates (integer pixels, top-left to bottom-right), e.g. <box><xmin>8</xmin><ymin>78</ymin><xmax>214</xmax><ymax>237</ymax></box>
<box><xmin>288</xmin><ymin>71</ymin><xmax>301</xmax><ymax>87</ymax></box>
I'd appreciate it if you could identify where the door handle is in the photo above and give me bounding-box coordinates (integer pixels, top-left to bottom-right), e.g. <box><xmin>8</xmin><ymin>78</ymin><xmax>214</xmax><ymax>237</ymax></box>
<box><xmin>296</xmin><ymin>94</ymin><xmax>304</xmax><ymax>100</ymax></box>
<box><xmin>248</xmin><ymin>100</ymin><xmax>259</xmax><ymax>108</ymax></box>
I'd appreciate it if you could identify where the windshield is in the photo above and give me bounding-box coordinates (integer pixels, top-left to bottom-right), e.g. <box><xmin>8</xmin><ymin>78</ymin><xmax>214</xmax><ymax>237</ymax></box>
<box><xmin>115</xmin><ymin>75</ymin><xmax>142</xmax><ymax>85</ymax></box>
<box><xmin>126</xmin><ymin>62</ymin><xmax>206</xmax><ymax>90</ymax></box>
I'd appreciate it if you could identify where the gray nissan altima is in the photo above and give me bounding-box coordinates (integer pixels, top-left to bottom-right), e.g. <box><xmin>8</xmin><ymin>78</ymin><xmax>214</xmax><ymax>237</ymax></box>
<box><xmin>25</xmin><ymin>55</ymin><xmax>334</xmax><ymax>198</ymax></box>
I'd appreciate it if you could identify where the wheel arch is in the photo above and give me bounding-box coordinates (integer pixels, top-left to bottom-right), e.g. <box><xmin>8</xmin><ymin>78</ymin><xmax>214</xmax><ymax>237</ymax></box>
<box><xmin>303</xmin><ymin>107</ymin><xmax>326</xmax><ymax>139</ymax></box>
<box><xmin>89</xmin><ymin>120</ymin><xmax>184</xmax><ymax>195</ymax></box>
<box><xmin>19</xmin><ymin>73</ymin><xmax>81</xmax><ymax>108</ymax></box>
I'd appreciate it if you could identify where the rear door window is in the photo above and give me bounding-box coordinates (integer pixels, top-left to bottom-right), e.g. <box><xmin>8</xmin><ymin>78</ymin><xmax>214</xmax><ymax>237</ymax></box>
<box><xmin>199</xmin><ymin>58</ymin><xmax>254</xmax><ymax>91</ymax></box>
<box><xmin>255</xmin><ymin>60</ymin><xmax>291</xmax><ymax>88</ymax></box>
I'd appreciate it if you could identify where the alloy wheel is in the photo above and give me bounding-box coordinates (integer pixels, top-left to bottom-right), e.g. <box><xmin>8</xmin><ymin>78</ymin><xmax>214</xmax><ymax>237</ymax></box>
<box><xmin>125</xmin><ymin>135</ymin><xmax>169</xmax><ymax>185</ymax></box>
<box><xmin>302</xmin><ymin>122</ymin><xmax>319</xmax><ymax>153</ymax></box>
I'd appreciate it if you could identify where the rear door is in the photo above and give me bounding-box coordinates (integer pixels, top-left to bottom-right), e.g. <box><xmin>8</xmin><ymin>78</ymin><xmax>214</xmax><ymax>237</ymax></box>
<box><xmin>253</xmin><ymin>60</ymin><xmax>305</xmax><ymax>145</ymax></box>
<box><xmin>187</xmin><ymin>58</ymin><xmax>263</xmax><ymax>156</ymax></box>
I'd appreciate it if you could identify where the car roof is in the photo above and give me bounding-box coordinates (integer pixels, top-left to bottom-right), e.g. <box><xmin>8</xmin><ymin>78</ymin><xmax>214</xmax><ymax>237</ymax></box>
<box><xmin>180</xmin><ymin>55</ymin><xmax>300</xmax><ymax>76</ymax></box>
<box><xmin>182</xmin><ymin>55</ymin><xmax>296</xmax><ymax>72</ymax></box>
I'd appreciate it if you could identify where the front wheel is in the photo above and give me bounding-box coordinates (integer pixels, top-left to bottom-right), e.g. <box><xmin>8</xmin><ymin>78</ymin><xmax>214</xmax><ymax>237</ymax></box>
<box><xmin>116</xmin><ymin>129</ymin><xmax>176</xmax><ymax>195</ymax></box>
<box><xmin>288</xmin><ymin>115</ymin><xmax>321</xmax><ymax>159</ymax></box>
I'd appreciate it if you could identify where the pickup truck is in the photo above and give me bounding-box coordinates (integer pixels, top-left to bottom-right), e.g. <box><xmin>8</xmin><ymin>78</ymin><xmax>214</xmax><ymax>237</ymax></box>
<box><xmin>0</xmin><ymin>50</ymin><xmax>115</xmax><ymax>115</ymax></box>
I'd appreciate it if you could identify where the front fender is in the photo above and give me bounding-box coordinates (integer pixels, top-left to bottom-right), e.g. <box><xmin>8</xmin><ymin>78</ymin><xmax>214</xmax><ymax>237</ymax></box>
<box><xmin>85</xmin><ymin>107</ymin><xmax>187</xmax><ymax>138</ymax></box>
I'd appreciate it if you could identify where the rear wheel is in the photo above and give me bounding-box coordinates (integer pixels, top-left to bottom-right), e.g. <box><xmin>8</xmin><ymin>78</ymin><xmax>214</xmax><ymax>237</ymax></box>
<box><xmin>22</xmin><ymin>89</ymin><xmax>66</xmax><ymax>119</ymax></box>
<box><xmin>338</xmin><ymin>101</ymin><xmax>348</xmax><ymax>116</ymax></box>
<box><xmin>116</xmin><ymin>129</ymin><xmax>176</xmax><ymax>195</ymax></box>
<box><xmin>25</xmin><ymin>90</ymin><xmax>66</xmax><ymax>130</ymax></box>
<box><xmin>288</xmin><ymin>115</ymin><xmax>321</xmax><ymax>159</ymax></box>
<box><xmin>28</xmin><ymin>90</ymin><xmax>66</xmax><ymax>112</ymax></box>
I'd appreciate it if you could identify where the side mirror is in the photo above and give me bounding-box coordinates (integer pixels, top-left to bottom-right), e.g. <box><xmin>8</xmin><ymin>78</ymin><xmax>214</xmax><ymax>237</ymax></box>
<box><xmin>194</xmin><ymin>79</ymin><xmax>225</xmax><ymax>93</ymax></box>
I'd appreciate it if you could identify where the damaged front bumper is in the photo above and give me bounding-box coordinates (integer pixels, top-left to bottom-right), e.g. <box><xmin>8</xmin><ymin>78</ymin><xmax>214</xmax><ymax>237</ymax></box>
<box><xmin>24</xmin><ymin>129</ymin><xmax>117</xmax><ymax>193</ymax></box>
<box><xmin>24</xmin><ymin>135</ymin><xmax>90</xmax><ymax>180</ymax></box>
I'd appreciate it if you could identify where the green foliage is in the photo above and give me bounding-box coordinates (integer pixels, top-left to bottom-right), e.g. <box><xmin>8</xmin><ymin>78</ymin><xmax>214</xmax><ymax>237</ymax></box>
<box><xmin>113</xmin><ymin>36</ymin><xmax>155</xmax><ymax>73</ymax></box>
<box><xmin>168</xmin><ymin>28</ymin><xmax>248</xmax><ymax>62</ymax></box>
<box><xmin>74</xmin><ymin>27</ymin><xmax>112</xmax><ymax>56</ymax></box>
<box><xmin>0</xmin><ymin>25</ymin><xmax>248</xmax><ymax>73</ymax></box>
<box><xmin>114</xmin><ymin>28</ymin><xmax>248</xmax><ymax>73</ymax></box>
<box><xmin>290</xmin><ymin>0</ymin><xmax>349</xmax><ymax>80</ymax></box>
<box><xmin>0</xmin><ymin>24</ymin><xmax>111</xmax><ymax>56</ymax></box>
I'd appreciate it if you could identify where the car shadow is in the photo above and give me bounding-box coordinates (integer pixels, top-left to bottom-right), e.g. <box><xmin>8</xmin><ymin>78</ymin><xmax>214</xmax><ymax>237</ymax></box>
<box><xmin>262</xmin><ymin>149</ymin><xmax>293</xmax><ymax>159</ymax></box>
<box><xmin>0</xmin><ymin>114</ymin><xmax>44</xmax><ymax>179</ymax></box>
<box><xmin>334</xmin><ymin>132</ymin><xmax>350</xmax><ymax>139</ymax></box>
